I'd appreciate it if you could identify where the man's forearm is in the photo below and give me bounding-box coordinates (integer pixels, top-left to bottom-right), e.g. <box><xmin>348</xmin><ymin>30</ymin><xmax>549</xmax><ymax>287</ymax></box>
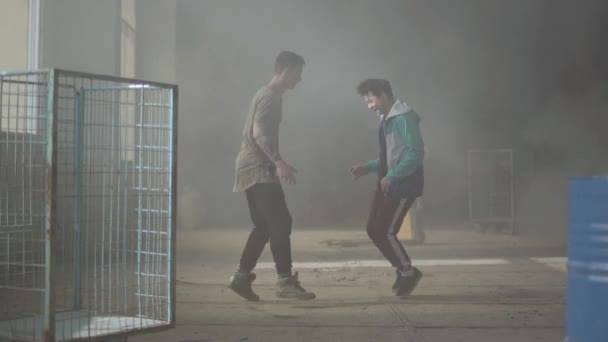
<box><xmin>253</xmin><ymin>118</ymin><xmax>281</xmax><ymax>162</ymax></box>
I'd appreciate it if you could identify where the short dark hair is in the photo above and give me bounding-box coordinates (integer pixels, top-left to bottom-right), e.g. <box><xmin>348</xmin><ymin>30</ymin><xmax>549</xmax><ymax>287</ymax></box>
<box><xmin>275</xmin><ymin>51</ymin><xmax>305</xmax><ymax>73</ymax></box>
<box><xmin>357</xmin><ymin>79</ymin><xmax>393</xmax><ymax>99</ymax></box>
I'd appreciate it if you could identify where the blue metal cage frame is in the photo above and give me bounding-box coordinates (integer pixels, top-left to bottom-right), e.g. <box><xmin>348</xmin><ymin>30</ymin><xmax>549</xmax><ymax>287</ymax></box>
<box><xmin>0</xmin><ymin>69</ymin><xmax>178</xmax><ymax>341</ymax></box>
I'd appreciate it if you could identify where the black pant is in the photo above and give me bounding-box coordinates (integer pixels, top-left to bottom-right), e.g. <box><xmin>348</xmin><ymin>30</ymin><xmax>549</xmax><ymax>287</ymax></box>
<box><xmin>238</xmin><ymin>183</ymin><xmax>293</xmax><ymax>275</ymax></box>
<box><xmin>366</xmin><ymin>185</ymin><xmax>415</xmax><ymax>270</ymax></box>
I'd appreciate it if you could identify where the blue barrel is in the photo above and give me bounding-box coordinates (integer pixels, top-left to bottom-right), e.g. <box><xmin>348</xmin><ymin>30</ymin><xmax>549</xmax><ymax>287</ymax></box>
<box><xmin>567</xmin><ymin>177</ymin><xmax>608</xmax><ymax>342</ymax></box>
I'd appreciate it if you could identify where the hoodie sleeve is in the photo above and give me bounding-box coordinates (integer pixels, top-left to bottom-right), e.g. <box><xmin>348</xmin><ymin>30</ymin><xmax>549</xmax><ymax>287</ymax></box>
<box><xmin>366</xmin><ymin>159</ymin><xmax>379</xmax><ymax>172</ymax></box>
<box><xmin>386</xmin><ymin>112</ymin><xmax>424</xmax><ymax>181</ymax></box>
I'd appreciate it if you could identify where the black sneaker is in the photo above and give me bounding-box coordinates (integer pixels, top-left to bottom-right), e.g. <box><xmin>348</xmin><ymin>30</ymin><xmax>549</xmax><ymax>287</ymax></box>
<box><xmin>394</xmin><ymin>267</ymin><xmax>423</xmax><ymax>297</ymax></box>
<box><xmin>276</xmin><ymin>272</ymin><xmax>316</xmax><ymax>300</ymax></box>
<box><xmin>228</xmin><ymin>272</ymin><xmax>260</xmax><ymax>301</ymax></box>
<box><xmin>392</xmin><ymin>269</ymin><xmax>401</xmax><ymax>293</ymax></box>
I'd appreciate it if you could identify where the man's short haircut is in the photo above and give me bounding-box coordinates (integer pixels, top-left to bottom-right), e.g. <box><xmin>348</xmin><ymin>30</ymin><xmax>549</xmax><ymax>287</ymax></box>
<box><xmin>356</xmin><ymin>79</ymin><xmax>394</xmax><ymax>99</ymax></box>
<box><xmin>275</xmin><ymin>51</ymin><xmax>305</xmax><ymax>73</ymax></box>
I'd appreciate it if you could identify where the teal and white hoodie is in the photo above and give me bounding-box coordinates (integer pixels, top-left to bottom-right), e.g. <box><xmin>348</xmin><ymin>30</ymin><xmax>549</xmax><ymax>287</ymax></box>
<box><xmin>366</xmin><ymin>100</ymin><xmax>425</xmax><ymax>197</ymax></box>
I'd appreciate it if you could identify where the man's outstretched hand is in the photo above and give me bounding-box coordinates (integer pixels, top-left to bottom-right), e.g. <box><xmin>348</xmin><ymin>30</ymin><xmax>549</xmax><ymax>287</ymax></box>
<box><xmin>276</xmin><ymin>159</ymin><xmax>297</xmax><ymax>184</ymax></box>
<box><xmin>350</xmin><ymin>164</ymin><xmax>369</xmax><ymax>180</ymax></box>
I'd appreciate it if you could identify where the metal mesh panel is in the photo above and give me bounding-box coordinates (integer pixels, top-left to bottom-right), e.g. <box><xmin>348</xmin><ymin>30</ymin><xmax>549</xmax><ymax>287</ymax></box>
<box><xmin>0</xmin><ymin>69</ymin><xmax>177</xmax><ymax>341</ymax></box>
<box><xmin>467</xmin><ymin>149</ymin><xmax>515</xmax><ymax>233</ymax></box>
<box><xmin>0</xmin><ymin>71</ymin><xmax>49</xmax><ymax>341</ymax></box>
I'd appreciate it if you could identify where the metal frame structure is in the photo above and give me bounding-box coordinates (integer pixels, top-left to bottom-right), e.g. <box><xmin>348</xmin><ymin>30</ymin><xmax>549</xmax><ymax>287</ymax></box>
<box><xmin>0</xmin><ymin>69</ymin><xmax>178</xmax><ymax>341</ymax></box>
<box><xmin>467</xmin><ymin>148</ymin><xmax>515</xmax><ymax>234</ymax></box>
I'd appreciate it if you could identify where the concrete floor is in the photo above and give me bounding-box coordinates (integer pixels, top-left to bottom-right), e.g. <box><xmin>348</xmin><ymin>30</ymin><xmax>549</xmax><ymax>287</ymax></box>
<box><xmin>131</xmin><ymin>228</ymin><xmax>567</xmax><ymax>342</ymax></box>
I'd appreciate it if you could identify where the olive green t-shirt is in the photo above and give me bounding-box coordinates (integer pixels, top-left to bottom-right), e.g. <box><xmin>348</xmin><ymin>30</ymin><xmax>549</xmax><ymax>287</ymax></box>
<box><xmin>233</xmin><ymin>85</ymin><xmax>283</xmax><ymax>192</ymax></box>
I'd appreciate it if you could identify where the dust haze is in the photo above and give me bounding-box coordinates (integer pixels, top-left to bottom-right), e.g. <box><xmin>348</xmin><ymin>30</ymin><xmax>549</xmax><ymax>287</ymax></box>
<box><xmin>174</xmin><ymin>0</ymin><xmax>608</xmax><ymax>235</ymax></box>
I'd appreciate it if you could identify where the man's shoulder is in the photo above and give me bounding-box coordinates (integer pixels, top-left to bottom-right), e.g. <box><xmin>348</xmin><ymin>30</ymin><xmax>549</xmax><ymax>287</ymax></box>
<box><xmin>253</xmin><ymin>85</ymin><xmax>281</xmax><ymax>102</ymax></box>
<box><xmin>389</xmin><ymin>110</ymin><xmax>420</xmax><ymax>124</ymax></box>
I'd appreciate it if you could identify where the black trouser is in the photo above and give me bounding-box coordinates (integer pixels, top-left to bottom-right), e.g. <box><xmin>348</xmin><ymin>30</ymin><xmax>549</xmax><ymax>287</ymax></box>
<box><xmin>238</xmin><ymin>183</ymin><xmax>293</xmax><ymax>275</ymax></box>
<box><xmin>366</xmin><ymin>185</ymin><xmax>415</xmax><ymax>270</ymax></box>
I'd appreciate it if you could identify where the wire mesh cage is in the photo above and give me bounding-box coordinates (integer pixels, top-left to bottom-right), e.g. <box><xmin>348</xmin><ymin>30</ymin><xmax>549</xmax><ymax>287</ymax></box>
<box><xmin>467</xmin><ymin>149</ymin><xmax>515</xmax><ymax>234</ymax></box>
<box><xmin>0</xmin><ymin>69</ymin><xmax>178</xmax><ymax>341</ymax></box>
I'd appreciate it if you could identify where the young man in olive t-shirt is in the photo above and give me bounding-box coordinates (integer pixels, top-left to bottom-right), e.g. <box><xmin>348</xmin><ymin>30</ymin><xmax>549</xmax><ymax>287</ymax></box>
<box><xmin>229</xmin><ymin>51</ymin><xmax>315</xmax><ymax>301</ymax></box>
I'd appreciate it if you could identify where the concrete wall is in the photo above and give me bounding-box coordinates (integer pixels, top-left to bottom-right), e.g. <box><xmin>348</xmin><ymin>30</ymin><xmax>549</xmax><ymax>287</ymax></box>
<box><xmin>40</xmin><ymin>0</ymin><xmax>121</xmax><ymax>75</ymax></box>
<box><xmin>174</xmin><ymin>0</ymin><xmax>608</xmax><ymax>230</ymax></box>
<box><xmin>38</xmin><ymin>0</ymin><xmax>177</xmax><ymax>81</ymax></box>
<box><xmin>135</xmin><ymin>0</ymin><xmax>176</xmax><ymax>83</ymax></box>
<box><xmin>173</xmin><ymin>0</ymin><xmax>500</xmax><ymax>228</ymax></box>
<box><xmin>0</xmin><ymin>0</ymin><xmax>29</xmax><ymax>70</ymax></box>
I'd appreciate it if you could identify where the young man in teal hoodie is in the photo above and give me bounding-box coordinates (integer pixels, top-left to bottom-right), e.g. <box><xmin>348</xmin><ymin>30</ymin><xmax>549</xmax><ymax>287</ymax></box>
<box><xmin>350</xmin><ymin>79</ymin><xmax>424</xmax><ymax>296</ymax></box>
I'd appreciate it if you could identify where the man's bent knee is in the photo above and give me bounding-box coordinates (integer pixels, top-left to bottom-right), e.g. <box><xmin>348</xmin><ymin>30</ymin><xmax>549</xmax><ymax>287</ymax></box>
<box><xmin>267</xmin><ymin>212</ymin><xmax>292</xmax><ymax>237</ymax></box>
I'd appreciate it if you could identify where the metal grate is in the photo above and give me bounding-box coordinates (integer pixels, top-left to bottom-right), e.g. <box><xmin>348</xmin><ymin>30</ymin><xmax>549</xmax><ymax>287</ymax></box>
<box><xmin>0</xmin><ymin>69</ymin><xmax>178</xmax><ymax>341</ymax></box>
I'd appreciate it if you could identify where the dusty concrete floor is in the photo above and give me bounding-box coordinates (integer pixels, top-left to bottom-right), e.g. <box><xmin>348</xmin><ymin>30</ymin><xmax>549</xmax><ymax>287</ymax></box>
<box><xmin>131</xmin><ymin>228</ymin><xmax>567</xmax><ymax>342</ymax></box>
